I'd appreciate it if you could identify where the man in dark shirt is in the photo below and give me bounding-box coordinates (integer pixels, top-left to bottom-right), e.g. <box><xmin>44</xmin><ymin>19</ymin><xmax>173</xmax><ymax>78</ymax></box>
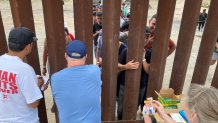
<box><xmin>198</xmin><ymin>9</ymin><xmax>207</xmax><ymax>31</ymax></box>
<box><xmin>93</xmin><ymin>12</ymin><xmax>102</xmax><ymax>47</ymax></box>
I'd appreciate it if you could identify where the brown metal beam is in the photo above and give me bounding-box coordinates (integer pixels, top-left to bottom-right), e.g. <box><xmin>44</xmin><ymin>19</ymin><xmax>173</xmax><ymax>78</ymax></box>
<box><xmin>9</xmin><ymin>0</ymin><xmax>48</xmax><ymax>123</ymax></box>
<box><xmin>0</xmin><ymin>11</ymin><xmax>8</xmax><ymax>55</ymax></box>
<box><xmin>42</xmin><ymin>0</ymin><xmax>66</xmax><ymax>74</ymax></box>
<box><xmin>101</xmin><ymin>0</ymin><xmax>121</xmax><ymax>121</ymax></box>
<box><xmin>146</xmin><ymin>0</ymin><xmax>176</xmax><ymax>99</ymax></box>
<box><xmin>212</xmin><ymin>65</ymin><xmax>218</xmax><ymax>89</ymax></box>
<box><xmin>73</xmin><ymin>0</ymin><xmax>93</xmax><ymax>64</ymax></box>
<box><xmin>42</xmin><ymin>0</ymin><xmax>66</xmax><ymax>122</ymax></box>
<box><xmin>191</xmin><ymin>0</ymin><xmax>218</xmax><ymax>85</ymax></box>
<box><xmin>169</xmin><ymin>0</ymin><xmax>202</xmax><ymax>94</ymax></box>
<box><xmin>122</xmin><ymin>0</ymin><xmax>149</xmax><ymax>120</ymax></box>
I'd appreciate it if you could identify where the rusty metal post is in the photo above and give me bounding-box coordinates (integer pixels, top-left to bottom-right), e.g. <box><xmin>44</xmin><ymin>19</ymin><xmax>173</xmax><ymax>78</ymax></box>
<box><xmin>9</xmin><ymin>0</ymin><xmax>48</xmax><ymax>123</ymax></box>
<box><xmin>73</xmin><ymin>0</ymin><xmax>93</xmax><ymax>64</ymax></box>
<box><xmin>212</xmin><ymin>65</ymin><xmax>218</xmax><ymax>88</ymax></box>
<box><xmin>0</xmin><ymin>11</ymin><xmax>8</xmax><ymax>55</ymax></box>
<box><xmin>146</xmin><ymin>0</ymin><xmax>176</xmax><ymax>99</ymax></box>
<box><xmin>42</xmin><ymin>0</ymin><xmax>66</xmax><ymax>74</ymax></box>
<box><xmin>101</xmin><ymin>0</ymin><xmax>121</xmax><ymax>121</ymax></box>
<box><xmin>122</xmin><ymin>0</ymin><xmax>149</xmax><ymax>120</ymax></box>
<box><xmin>169</xmin><ymin>0</ymin><xmax>202</xmax><ymax>94</ymax></box>
<box><xmin>42</xmin><ymin>0</ymin><xmax>66</xmax><ymax>122</ymax></box>
<box><xmin>191</xmin><ymin>0</ymin><xmax>218</xmax><ymax>85</ymax></box>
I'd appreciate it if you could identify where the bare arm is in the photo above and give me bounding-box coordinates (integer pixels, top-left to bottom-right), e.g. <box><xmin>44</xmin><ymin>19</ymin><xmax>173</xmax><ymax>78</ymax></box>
<box><xmin>93</xmin><ymin>29</ymin><xmax>102</xmax><ymax>38</ymax></box>
<box><xmin>118</xmin><ymin>60</ymin><xmax>139</xmax><ymax>72</ymax></box>
<box><xmin>142</xmin><ymin>59</ymin><xmax>150</xmax><ymax>74</ymax></box>
<box><xmin>28</xmin><ymin>99</ymin><xmax>41</xmax><ymax>109</ymax></box>
<box><xmin>167</xmin><ymin>39</ymin><xmax>176</xmax><ymax>56</ymax></box>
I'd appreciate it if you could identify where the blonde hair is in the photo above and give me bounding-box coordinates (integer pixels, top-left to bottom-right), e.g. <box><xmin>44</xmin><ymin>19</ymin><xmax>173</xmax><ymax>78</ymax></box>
<box><xmin>188</xmin><ymin>84</ymin><xmax>218</xmax><ymax>123</ymax></box>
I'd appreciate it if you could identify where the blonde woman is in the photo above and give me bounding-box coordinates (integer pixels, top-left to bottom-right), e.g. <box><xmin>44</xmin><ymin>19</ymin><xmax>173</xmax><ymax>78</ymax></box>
<box><xmin>143</xmin><ymin>84</ymin><xmax>218</xmax><ymax>123</ymax></box>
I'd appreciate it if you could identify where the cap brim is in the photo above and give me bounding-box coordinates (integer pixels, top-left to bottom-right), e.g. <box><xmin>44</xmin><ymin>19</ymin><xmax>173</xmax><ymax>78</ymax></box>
<box><xmin>33</xmin><ymin>37</ymin><xmax>38</xmax><ymax>41</ymax></box>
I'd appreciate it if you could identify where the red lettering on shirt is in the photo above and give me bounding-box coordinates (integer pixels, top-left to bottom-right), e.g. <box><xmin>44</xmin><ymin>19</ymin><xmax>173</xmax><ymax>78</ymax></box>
<box><xmin>9</xmin><ymin>73</ymin><xmax>16</xmax><ymax>83</ymax></box>
<box><xmin>0</xmin><ymin>70</ymin><xmax>18</xmax><ymax>97</ymax></box>
<box><xmin>1</xmin><ymin>71</ymin><xmax>8</xmax><ymax>81</ymax></box>
<box><xmin>9</xmin><ymin>82</ymin><xmax>18</xmax><ymax>91</ymax></box>
<box><xmin>2</xmin><ymin>81</ymin><xmax>8</xmax><ymax>89</ymax></box>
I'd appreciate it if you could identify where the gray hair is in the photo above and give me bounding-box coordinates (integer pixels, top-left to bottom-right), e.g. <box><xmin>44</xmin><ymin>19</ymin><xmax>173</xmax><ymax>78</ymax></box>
<box><xmin>188</xmin><ymin>84</ymin><xmax>218</xmax><ymax>123</ymax></box>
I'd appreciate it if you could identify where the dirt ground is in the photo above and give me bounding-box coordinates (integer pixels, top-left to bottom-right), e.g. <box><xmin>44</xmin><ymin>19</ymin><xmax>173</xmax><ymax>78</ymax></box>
<box><xmin>0</xmin><ymin>0</ymin><xmax>215</xmax><ymax>122</ymax></box>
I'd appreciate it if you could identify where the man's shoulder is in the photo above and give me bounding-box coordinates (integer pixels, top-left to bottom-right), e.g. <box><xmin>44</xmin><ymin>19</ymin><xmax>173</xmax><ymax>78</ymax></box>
<box><xmin>51</xmin><ymin>68</ymin><xmax>67</xmax><ymax>78</ymax></box>
<box><xmin>81</xmin><ymin>65</ymin><xmax>100</xmax><ymax>73</ymax></box>
<box><xmin>0</xmin><ymin>54</ymin><xmax>34</xmax><ymax>73</ymax></box>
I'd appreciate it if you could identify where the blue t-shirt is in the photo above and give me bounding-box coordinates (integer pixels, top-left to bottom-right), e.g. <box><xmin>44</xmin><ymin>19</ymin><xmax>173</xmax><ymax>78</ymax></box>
<box><xmin>51</xmin><ymin>65</ymin><xmax>102</xmax><ymax>123</ymax></box>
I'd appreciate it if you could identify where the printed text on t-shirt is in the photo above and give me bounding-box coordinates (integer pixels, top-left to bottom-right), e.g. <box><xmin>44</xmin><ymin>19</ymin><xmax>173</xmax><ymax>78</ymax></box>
<box><xmin>0</xmin><ymin>70</ymin><xmax>18</xmax><ymax>94</ymax></box>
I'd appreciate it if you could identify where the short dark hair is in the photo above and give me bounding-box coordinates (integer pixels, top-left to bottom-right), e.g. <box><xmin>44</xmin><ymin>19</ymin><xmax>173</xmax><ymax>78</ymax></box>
<box><xmin>64</xmin><ymin>27</ymin><xmax>69</xmax><ymax>35</ymax></box>
<box><xmin>150</xmin><ymin>14</ymin><xmax>157</xmax><ymax>20</ymax></box>
<box><xmin>93</xmin><ymin>11</ymin><xmax>97</xmax><ymax>16</ymax></box>
<box><xmin>96</xmin><ymin>12</ymin><xmax>103</xmax><ymax>17</ymax></box>
<box><xmin>121</xmin><ymin>21</ymin><xmax>129</xmax><ymax>31</ymax></box>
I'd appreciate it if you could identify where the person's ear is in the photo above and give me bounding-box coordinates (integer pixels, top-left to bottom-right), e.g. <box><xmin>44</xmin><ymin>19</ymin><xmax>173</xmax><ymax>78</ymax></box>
<box><xmin>190</xmin><ymin>112</ymin><xmax>198</xmax><ymax>123</ymax></box>
<box><xmin>24</xmin><ymin>43</ymin><xmax>32</xmax><ymax>53</ymax></box>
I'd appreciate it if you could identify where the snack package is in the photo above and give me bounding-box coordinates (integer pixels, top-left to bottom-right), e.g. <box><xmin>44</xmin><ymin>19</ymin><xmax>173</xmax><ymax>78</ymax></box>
<box><xmin>144</xmin><ymin>97</ymin><xmax>155</xmax><ymax>115</ymax></box>
<box><xmin>157</xmin><ymin>89</ymin><xmax>184</xmax><ymax>109</ymax></box>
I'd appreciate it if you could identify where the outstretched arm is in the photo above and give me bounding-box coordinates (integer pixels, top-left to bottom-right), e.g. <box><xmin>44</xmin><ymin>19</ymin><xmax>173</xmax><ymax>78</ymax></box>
<box><xmin>167</xmin><ymin>39</ymin><xmax>176</xmax><ymax>56</ymax></box>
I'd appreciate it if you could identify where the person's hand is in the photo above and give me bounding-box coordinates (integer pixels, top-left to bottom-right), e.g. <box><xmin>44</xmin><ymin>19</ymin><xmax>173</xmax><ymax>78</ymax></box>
<box><xmin>125</xmin><ymin>60</ymin><xmax>139</xmax><ymax>70</ymax></box>
<box><xmin>37</xmin><ymin>76</ymin><xmax>44</xmax><ymax>88</ymax></box>
<box><xmin>42</xmin><ymin>67</ymin><xmax>47</xmax><ymax>76</ymax></box>
<box><xmin>144</xmin><ymin>36</ymin><xmax>154</xmax><ymax>49</ymax></box>
<box><xmin>142</xmin><ymin>105</ymin><xmax>152</xmax><ymax>123</ymax></box>
<box><xmin>96</xmin><ymin>57</ymin><xmax>102</xmax><ymax>67</ymax></box>
<box><xmin>142</xmin><ymin>49</ymin><xmax>147</xmax><ymax>60</ymax></box>
<box><xmin>41</xmin><ymin>82</ymin><xmax>49</xmax><ymax>91</ymax></box>
<box><xmin>152</xmin><ymin>100</ymin><xmax>167</xmax><ymax>119</ymax></box>
<box><xmin>97</xmin><ymin>29</ymin><xmax>102</xmax><ymax>34</ymax></box>
<box><xmin>153</xmin><ymin>100</ymin><xmax>176</xmax><ymax>123</ymax></box>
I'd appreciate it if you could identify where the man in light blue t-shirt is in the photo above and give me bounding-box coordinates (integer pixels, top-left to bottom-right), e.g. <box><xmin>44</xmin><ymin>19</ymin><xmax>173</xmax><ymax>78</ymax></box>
<box><xmin>51</xmin><ymin>40</ymin><xmax>102</xmax><ymax>123</ymax></box>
